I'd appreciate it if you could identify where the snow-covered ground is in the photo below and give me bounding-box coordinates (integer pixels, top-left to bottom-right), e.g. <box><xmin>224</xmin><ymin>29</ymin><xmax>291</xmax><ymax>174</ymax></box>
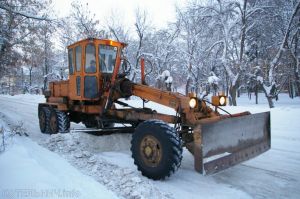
<box><xmin>0</xmin><ymin>93</ymin><xmax>299</xmax><ymax>199</ymax></box>
<box><xmin>0</xmin><ymin>135</ymin><xmax>118</xmax><ymax>199</ymax></box>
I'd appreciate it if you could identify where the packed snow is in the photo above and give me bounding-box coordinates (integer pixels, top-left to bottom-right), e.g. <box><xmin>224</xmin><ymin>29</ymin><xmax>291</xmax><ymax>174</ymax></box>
<box><xmin>0</xmin><ymin>120</ymin><xmax>118</xmax><ymax>199</ymax></box>
<box><xmin>0</xmin><ymin>93</ymin><xmax>300</xmax><ymax>199</ymax></box>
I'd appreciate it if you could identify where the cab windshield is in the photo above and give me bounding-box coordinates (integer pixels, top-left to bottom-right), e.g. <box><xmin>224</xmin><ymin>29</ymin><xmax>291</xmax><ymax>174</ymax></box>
<box><xmin>99</xmin><ymin>45</ymin><xmax>118</xmax><ymax>73</ymax></box>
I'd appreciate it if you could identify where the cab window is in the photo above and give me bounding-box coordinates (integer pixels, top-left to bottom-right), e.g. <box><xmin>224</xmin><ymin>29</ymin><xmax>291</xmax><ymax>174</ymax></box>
<box><xmin>85</xmin><ymin>44</ymin><xmax>96</xmax><ymax>73</ymax></box>
<box><xmin>68</xmin><ymin>49</ymin><xmax>74</xmax><ymax>75</ymax></box>
<box><xmin>75</xmin><ymin>46</ymin><xmax>82</xmax><ymax>72</ymax></box>
<box><xmin>99</xmin><ymin>45</ymin><xmax>117</xmax><ymax>73</ymax></box>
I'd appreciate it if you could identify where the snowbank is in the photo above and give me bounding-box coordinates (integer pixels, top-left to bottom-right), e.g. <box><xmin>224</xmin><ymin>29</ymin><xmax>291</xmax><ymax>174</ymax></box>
<box><xmin>0</xmin><ymin>135</ymin><xmax>118</xmax><ymax>199</ymax></box>
<box><xmin>42</xmin><ymin>133</ymin><xmax>170</xmax><ymax>199</ymax></box>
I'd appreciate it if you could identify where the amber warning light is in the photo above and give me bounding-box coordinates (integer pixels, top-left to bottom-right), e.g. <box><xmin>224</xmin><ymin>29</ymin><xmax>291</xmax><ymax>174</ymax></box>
<box><xmin>211</xmin><ymin>95</ymin><xmax>227</xmax><ymax>106</ymax></box>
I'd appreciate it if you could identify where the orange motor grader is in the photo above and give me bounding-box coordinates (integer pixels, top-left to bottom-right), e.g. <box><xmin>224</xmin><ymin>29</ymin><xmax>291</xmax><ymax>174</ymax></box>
<box><xmin>38</xmin><ymin>38</ymin><xmax>271</xmax><ymax>180</ymax></box>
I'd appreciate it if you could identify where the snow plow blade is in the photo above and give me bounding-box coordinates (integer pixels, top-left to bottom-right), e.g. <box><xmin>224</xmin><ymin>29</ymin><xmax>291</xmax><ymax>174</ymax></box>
<box><xmin>191</xmin><ymin>112</ymin><xmax>270</xmax><ymax>175</ymax></box>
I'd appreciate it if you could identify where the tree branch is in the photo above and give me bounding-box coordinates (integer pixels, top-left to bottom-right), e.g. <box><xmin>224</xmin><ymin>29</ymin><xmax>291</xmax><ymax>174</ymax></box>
<box><xmin>0</xmin><ymin>4</ymin><xmax>51</xmax><ymax>21</ymax></box>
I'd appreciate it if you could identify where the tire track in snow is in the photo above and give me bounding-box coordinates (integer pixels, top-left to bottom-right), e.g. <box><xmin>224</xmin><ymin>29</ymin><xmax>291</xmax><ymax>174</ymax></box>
<box><xmin>272</xmin><ymin>147</ymin><xmax>300</xmax><ymax>154</ymax></box>
<box><xmin>240</xmin><ymin>164</ymin><xmax>297</xmax><ymax>182</ymax></box>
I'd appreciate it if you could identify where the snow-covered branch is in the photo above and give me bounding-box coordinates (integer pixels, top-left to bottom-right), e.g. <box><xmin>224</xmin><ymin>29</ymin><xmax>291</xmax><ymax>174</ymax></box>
<box><xmin>0</xmin><ymin>4</ymin><xmax>51</xmax><ymax>21</ymax></box>
<box><xmin>268</xmin><ymin>1</ymin><xmax>300</xmax><ymax>83</ymax></box>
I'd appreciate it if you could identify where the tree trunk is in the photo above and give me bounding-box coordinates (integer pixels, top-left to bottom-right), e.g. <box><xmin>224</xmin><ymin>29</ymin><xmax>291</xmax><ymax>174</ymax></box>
<box><xmin>239</xmin><ymin>0</ymin><xmax>247</xmax><ymax>63</ymax></box>
<box><xmin>185</xmin><ymin>77</ymin><xmax>191</xmax><ymax>96</ymax></box>
<box><xmin>225</xmin><ymin>74</ymin><xmax>229</xmax><ymax>96</ymax></box>
<box><xmin>266</xmin><ymin>96</ymin><xmax>274</xmax><ymax>108</ymax></box>
<box><xmin>294</xmin><ymin>69</ymin><xmax>300</xmax><ymax>97</ymax></box>
<box><xmin>261</xmin><ymin>84</ymin><xmax>274</xmax><ymax>108</ymax></box>
<box><xmin>0</xmin><ymin>43</ymin><xmax>8</xmax><ymax>79</ymax></box>
<box><xmin>44</xmin><ymin>33</ymin><xmax>48</xmax><ymax>90</ymax></box>
<box><xmin>29</xmin><ymin>67</ymin><xmax>33</xmax><ymax>87</ymax></box>
<box><xmin>255</xmin><ymin>85</ymin><xmax>258</xmax><ymax>104</ymax></box>
<box><xmin>229</xmin><ymin>84</ymin><xmax>237</xmax><ymax>106</ymax></box>
<box><xmin>288</xmin><ymin>77</ymin><xmax>294</xmax><ymax>98</ymax></box>
<box><xmin>293</xmin><ymin>25</ymin><xmax>300</xmax><ymax>97</ymax></box>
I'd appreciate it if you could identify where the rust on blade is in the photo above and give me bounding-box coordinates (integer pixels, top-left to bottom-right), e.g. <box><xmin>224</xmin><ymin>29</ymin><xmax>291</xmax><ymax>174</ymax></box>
<box><xmin>203</xmin><ymin>140</ymin><xmax>270</xmax><ymax>174</ymax></box>
<box><xmin>192</xmin><ymin>125</ymin><xmax>203</xmax><ymax>173</ymax></box>
<box><xmin>189</xmin><ymin>111</ymin><xmax>271</xmax><ymax>175</ymax></box>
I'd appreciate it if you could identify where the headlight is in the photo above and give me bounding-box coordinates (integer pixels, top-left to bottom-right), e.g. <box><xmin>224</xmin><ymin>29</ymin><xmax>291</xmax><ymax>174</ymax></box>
<box><xmin>189</xmin><ymin>98</ymin><xmax>197</xmax><ymax>108</ymax></box>
<box><xmin>212</xmin><ymin>95</ymin><xmax>227</xmax><ymax>106</ymax></box>
<box><xmin>219</xmin><ymin>96</ymin><xmax>226</xmax><ymax>106</ymax></box>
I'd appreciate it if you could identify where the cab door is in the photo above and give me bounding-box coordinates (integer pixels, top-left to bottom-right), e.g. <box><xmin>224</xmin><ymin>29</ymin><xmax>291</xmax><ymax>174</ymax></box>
<box><xmin>83</xmin><ymin>43</ymin><xmax>99</xmax><ymax>99</ymax></box>
<box><xmin>68</xmin><ymin>45</ymin><xmax>82</xmax><ymax>100</ymax></box>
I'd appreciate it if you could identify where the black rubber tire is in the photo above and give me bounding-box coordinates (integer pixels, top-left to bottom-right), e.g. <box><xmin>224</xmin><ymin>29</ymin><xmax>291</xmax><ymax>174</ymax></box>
<box><xmin>38</xmin><ymin>107</ymin><xmax>50</xmax><ymax>133</ymax></box>
<box><xmin>131</xmin><ymin>119</ymin><xmax>183</xmax><ymax>180</ymax></box>
<box><xmin>49</xmin><ymin>109</ymin><xmax>70</xmax><ymax>134</ymax></box>
<box><xmin>56</xmin><ymin>110</ymin><xmax>70</xmax><ymax>133</ymax></box>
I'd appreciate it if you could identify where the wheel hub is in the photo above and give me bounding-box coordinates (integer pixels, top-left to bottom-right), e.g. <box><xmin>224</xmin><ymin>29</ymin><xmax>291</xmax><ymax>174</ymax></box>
<box><xmin>144</xmin><ymin>146</ymin><xmax>152</xmax><ymax>156</ymax></box>
<box><xmin>140</xmin><ymin>135</ymin><xmax>162</xmax><ymax>167</ymax></box>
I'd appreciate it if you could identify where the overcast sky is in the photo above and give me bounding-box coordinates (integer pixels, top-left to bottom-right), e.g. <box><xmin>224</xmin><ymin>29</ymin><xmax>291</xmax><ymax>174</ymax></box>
<box><xmin>51</xmin><ymin>0</ymin><xmax>186</xmax><ymax>30</ymax></box>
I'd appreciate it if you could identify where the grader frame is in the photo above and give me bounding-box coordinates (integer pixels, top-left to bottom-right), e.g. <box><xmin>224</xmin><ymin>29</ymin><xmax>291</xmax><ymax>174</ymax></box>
<box><xmin>38</xmin><ymin>38</ymin><xmax>270</xmax><ymax>179</ymax></box>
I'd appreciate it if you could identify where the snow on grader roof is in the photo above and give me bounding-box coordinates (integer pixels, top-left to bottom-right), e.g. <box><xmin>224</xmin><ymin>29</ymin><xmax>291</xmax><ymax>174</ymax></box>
<box><xmin>38</xmin><ymin>38</ymin><xmax>271</xmax><ymax>180</ymax></box>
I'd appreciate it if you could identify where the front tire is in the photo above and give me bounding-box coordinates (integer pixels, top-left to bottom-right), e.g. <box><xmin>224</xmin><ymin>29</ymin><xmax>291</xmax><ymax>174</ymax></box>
<box><xmin>131</xmin><ymin>120</ymin><xmax>183</xmax><ymax>180</ymax></box>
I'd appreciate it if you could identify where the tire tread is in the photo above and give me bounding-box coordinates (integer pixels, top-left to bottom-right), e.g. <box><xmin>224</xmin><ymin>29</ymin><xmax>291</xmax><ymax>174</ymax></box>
<box><xmin>131</xmin><ymin>119</ymin><xmax>183</xmax><ymax>180</ymax></box>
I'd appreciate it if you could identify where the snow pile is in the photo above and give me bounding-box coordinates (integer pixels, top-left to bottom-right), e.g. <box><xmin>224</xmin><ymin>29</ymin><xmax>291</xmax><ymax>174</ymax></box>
<box><xmin>67</xmin><ymin>132</ymin><xmax>132</xmax><ymax>153</ymax></box>
<box><xmin>0</xmin><ymin>123</ymin><xmax>118</xmax><ymax>199</ymax></box>
<box><xmin>42</xmin><ymin>133</ymin><xmax>171</xmax><ymax>199</ymax></box>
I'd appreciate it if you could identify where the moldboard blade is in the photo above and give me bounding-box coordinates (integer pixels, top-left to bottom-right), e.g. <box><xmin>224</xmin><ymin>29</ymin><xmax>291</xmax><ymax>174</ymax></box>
<box><xmin>193</xmin><ymin>112</ymin><xmax>271</xmax><ymax>175</ymax></box>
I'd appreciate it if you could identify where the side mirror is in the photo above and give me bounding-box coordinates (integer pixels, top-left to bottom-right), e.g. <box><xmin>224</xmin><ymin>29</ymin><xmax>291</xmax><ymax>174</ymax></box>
<box><xmin>118</xmin><ymin>57</ymin><xmax>131</xmax><ymax>78</ymax></box>
<box><xmin>122</xmin><ymin>59</ymin><xmax>128</xmax><ymax>71</ymax></box>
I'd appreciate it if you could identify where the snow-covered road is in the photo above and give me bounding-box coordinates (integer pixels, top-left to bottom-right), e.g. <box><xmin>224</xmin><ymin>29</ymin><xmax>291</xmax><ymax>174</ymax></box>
<box><xmin>0</xmin><ymin>94</ymin><xmax>299</xmax><ymax>199</ymax></box>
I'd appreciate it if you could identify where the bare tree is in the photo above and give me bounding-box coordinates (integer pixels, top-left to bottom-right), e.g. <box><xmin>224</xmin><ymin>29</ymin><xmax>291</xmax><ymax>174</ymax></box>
<box><xmin>129</xmin><ymin>8</ymin><xmax>151</xmax><ymax>82</ymax></box>
<box><xmin>106</xmin><ymin>10</ymin><xmax>130</xmax><ymax>43</ymax></box>
<box><xmin>260</xmin><ymin>0</ymin><xmax>300</xmax><ymax>107</ymax></box>
<box><xmin>0</xmin><ymin>0</ymin><xmax>52</xmax><ymax>78</ymax></box>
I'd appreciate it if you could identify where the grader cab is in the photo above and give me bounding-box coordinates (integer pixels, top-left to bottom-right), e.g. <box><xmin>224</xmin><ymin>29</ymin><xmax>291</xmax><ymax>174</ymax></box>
<box><xmin>38</xmin><ymin>38</ymin><xmax>270</xmax><ymax>179</ymax></box>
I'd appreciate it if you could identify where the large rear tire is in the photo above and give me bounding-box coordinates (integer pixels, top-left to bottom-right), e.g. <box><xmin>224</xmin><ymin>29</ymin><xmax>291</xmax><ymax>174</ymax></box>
<box><xmin>49</xmin><ymin>109</ymin><xmax>70</xmax><ymax>134</ymax></box>
<box><xmin>131</xmin><ymin>120</ymin><xmax>183</xmax><ymax>180</ymax></box>
<box><xmin>38</xmin><ymin>107</ymin><xmax>50</xmax><ymax>133</ymax></box>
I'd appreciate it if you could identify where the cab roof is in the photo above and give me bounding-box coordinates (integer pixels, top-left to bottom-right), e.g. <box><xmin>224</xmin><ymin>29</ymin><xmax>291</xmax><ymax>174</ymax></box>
<box><xmin>67</xmin><ymin>38</ymin><xmax>128</xmax><ymax>49</ymax></box>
